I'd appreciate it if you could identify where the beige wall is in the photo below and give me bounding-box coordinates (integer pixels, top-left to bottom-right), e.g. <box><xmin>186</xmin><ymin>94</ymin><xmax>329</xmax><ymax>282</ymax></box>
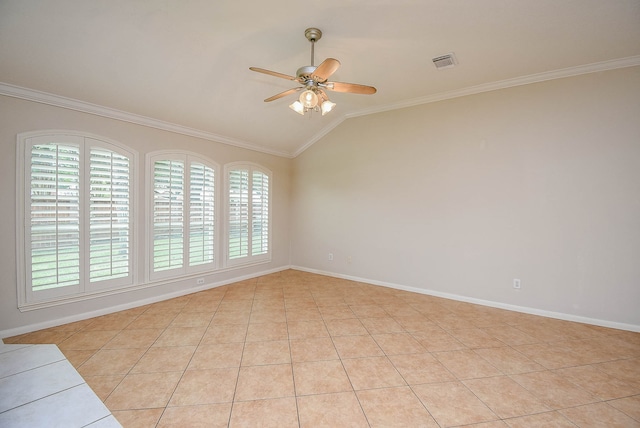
<box><xmin>0</xmin><ymin>96</ymin><xmax>291</xmax><ymax>335</ymax></box>
<box><xmin>291</xmin><ymin>66</ymin><xmax>640</xmax><ymax>328</ymax></box>
<box><xmin>2</xmin><ymin>66</ymin><xmax>639</xmax><ymax>336</ymax></box>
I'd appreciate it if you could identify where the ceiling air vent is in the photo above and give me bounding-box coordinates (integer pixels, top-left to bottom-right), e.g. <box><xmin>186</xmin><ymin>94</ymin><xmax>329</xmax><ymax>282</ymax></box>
<box><xmin>432</xmin><ymin>53</ymin><xmax>457</xmax><ymax>69</ymax></box>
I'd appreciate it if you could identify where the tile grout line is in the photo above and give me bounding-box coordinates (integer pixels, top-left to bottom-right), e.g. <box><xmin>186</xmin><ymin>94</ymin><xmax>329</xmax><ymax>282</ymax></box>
<box><xmin>155</xmin><ymin>291</ymin><xmax>222</xmax><ymax>427</ymax></box>
<box><xmin>225</xmin><ymin>280</ymin><xmax>254</xmax><ymax>427</ymax></box>
<box><xmin>286</xmin><ymin>280</ymin><xmax>303</xmax><ymax>428</ymax></box>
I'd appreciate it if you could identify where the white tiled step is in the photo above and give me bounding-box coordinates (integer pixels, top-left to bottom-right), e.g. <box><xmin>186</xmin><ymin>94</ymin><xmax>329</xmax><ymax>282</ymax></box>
<box><xmin>0</xmin><ymin>343</ymin><xmax>122</xmax><ymax>427</ymax></box>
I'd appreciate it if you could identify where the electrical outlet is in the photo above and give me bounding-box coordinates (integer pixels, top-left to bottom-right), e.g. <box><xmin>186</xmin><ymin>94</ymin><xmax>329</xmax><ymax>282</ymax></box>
<box><xmin>328</xmin><ymin>253</ymin><xmax>333</xmax><ymax>261</ymax></box>
<box><xmin>347</xmin><ymin>256</ymin><xmax>352</xmax><ymax>264</ymax></box>
<box><xmin>197</xmin><ymin>278</ymin><xmax>205</xmax><ymax>285</ymax></box>
<box><xmin>513</xmin><ymin>278</ymin><xmax>521</xmax><ymax>289</ymax></box>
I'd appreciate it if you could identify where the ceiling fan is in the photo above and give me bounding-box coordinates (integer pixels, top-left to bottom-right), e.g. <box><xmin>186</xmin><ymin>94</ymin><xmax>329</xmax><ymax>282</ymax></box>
<box><xmin>249</xmin><ymin>28</ymin><xmax>377</xmax><ymax>116</ymax></box>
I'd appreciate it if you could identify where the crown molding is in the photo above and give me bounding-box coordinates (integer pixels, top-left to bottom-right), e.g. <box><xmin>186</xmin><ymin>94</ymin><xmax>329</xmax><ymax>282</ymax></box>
<box><xmin>297</xmin><ymin>55</ymin><xmax>640</xmax><ymax>157</ymax></box>
<box><xmin>342</xmin><ymin>55</ymin><xmax>640</xmax><ymax>121</ymax></box>
<box><xmin>292</xmin><ymin>115</ymin><xmax>347</xmax><ymax>158</ymax></box>
<box><xmin>0</xmin><ymin>82</ymin><xmax>294</xmax><ymax>158</ymax></box>
<box><xmin>3</xmin><ymin>56</ymin><xmax>638</xmax><ymax>159</ymax></box>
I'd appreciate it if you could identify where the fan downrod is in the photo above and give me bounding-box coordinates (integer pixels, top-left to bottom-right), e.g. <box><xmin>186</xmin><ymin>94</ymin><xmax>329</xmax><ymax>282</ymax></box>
<box><xmin>304</xmin><ymin>28</ymin><xmax>322</xmax><ymax>68</ymax></box>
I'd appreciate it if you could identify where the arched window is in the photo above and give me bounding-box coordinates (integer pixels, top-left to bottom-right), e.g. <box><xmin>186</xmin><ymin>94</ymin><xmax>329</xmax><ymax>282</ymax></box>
<box><xmin>17</xmin><ymin>131</ymin><xmax>136</xmax><ymax>307</ymax></box>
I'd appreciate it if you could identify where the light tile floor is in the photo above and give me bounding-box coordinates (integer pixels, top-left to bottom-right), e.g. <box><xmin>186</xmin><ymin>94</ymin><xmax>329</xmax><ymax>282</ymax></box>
<box><xmin>4</xmin><ymin>270</ymin><xmax>640</xmax><ymax>427</ymax></box>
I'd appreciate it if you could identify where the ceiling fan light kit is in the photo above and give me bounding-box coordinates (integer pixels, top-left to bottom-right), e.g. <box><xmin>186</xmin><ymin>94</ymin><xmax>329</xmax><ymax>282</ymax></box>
<box><xmin>250</xmin><ymin>27</ymin><xmax>376</xmax><ymax>117</ymax></box>
<box><xmin>289</xmin><ymin>91</ymin><xmax>336</xmax><ymax>116</ymax></box>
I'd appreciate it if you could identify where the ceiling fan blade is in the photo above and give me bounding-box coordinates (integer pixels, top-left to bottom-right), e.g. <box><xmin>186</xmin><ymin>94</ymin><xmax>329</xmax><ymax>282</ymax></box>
<box><xmin>311</xmin><ymin>58</ymin><xmax>341</xmax><ymax>82</ymax></box>
<box><xmin>325</xmin><ymin>81</ymin><xmax>377</xmax><ymax>95</ymax></box>
<box><xmin>249</xmin><ymin>67</ymin><xmax>297</xmax><ymax>81</ymax></box>
<box><xmin>264</xmin><ymin>87</ymin><xmax>302</xmax><ymax>102</ymax></box>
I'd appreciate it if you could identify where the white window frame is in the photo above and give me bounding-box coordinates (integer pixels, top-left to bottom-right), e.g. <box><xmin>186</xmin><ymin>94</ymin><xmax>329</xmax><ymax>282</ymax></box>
<box><xmin>16</xmin><ymin>130</ymin><xmax>137</xmax><ymax>309</ymax></box>
<box><xmin>224</xmin><ymin>162</ymin><xmax>272</xmax><ymax>268</ymax></box>
<box><xmin>146</xmin><ymin>150</ymin><xmax>219</xmax><ymax>282</ymax></box>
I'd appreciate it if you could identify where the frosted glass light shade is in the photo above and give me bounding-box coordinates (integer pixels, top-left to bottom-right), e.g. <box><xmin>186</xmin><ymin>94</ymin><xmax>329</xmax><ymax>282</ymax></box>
<box><xmin>299</xmin><ymin>90</ymin><xmax>318</xmax><ymax>108</ymax></box>
<box><xmin>289</xmin><ymin>101</ymin><xmax>305</xmax><ymax>115</ymax></box>
<box><xmin>321</xmin><ymin>100</ymin><xmax>336</xmax><ymax>115</ymax></box>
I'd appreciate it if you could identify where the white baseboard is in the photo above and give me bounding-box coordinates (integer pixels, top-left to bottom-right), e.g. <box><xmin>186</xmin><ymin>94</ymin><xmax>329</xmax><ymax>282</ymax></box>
<box><xmin>1</xmin><ymin>265</ymin><xmax>290</xmax><ymax>339</ymax></box>
<box><xmin>5</xmin><ymin>264</ymin><xmax>638</xmax><ymax>339</ymax></box>
<box><xmin>291</xmin><ymin>266</ymin><xmax>640</xmax><ymax>333</ymax></box>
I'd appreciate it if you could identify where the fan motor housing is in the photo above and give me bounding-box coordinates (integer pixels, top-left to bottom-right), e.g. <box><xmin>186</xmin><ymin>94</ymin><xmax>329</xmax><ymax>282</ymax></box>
<box><xmin>296</xmin><ymin>65</ymin><xmax>317</xmax><ymax>79</ymax></box>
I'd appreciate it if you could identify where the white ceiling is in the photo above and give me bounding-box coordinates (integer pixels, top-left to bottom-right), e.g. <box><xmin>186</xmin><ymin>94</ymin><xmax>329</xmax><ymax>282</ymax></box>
<box><xmin>1</xmin><ymin>0</ymin><xmax>639</xmax><ymax>157</ymax></box>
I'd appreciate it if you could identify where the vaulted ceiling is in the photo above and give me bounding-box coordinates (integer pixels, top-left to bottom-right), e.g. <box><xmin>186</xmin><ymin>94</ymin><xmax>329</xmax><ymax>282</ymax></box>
<box><xmin>1</xmin><ymin>0</ymin><xmax>639</xmax><ymax>157</ymax></box>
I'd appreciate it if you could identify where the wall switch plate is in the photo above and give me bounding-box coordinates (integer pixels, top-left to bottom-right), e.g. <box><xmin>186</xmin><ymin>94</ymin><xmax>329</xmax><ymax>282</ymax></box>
<box><xmin>513</xmin><ymin>278</ymin><xmax>521</xmax><ymax>289</ymax></box>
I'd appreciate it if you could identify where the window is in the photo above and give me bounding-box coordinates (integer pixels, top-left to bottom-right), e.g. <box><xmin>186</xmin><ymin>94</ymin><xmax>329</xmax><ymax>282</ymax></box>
<box><xmin>226</xmin><ymin>163</ymin><xmax>271</xmax><ymax>266</ymax></box>
<box><xmin>18</xmin><ymin>135</ymin><xmax>272</xmax><ymax>307</ymax></box>
<box><xmin>17</xmin><ymin>131</ymin><xmax>135</xmax><ymax>306</ymax></box>
<box><xmin>148</xmin><ymin>152</ymin><xmax>217</xmax><ymax>280</ymax></box>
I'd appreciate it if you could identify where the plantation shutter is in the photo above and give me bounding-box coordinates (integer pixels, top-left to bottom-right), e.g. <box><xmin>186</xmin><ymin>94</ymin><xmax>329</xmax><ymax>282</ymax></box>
<box><xmin>226</xmin><ymin>164</ymin><xmax>270</xmax><ymax>266</ymax></box>
<box><xmin>149</xmin><ymin>153</ymin><xmax>218</xmax><ymax>280</ymax></box>
<box><xmin>153</xmin><ymin>160</ymin><xmax>184</xmax><ymax>272</ymax></box>
<box><xmin>29</xmin><ymin>143</ymin><xmax>81</xmax><ymax>291</ymax></box>
<box><xmin>251</xmin><ymin>171</ymin><xmax>269</xmax><ymax>256</ymax></box>
<box><xmin>89</xmin><ymin>148</ymin><xmax>130</xmax><ymax>282</ymax></box>
<box><xmin>19</xmin><ymin>132</ymin><xmax>135</xmax><ymax>307</ymax></box>
<box><xmin>189</xmin><ymin>162</ymin><xmax>215</xmax><ymax>266</ymax></box>
<box><xmin>228</xmin><ymin>169</ymin><xmax>249</xmax><ymax>260</ymax></box>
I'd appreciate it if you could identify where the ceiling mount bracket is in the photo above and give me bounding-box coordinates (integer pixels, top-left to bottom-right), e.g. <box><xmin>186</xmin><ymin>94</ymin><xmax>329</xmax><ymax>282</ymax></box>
<box><xmin>304</xmin><ymin>28</ymin><xmax>322</xmax><ymax>43</ymax></box>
